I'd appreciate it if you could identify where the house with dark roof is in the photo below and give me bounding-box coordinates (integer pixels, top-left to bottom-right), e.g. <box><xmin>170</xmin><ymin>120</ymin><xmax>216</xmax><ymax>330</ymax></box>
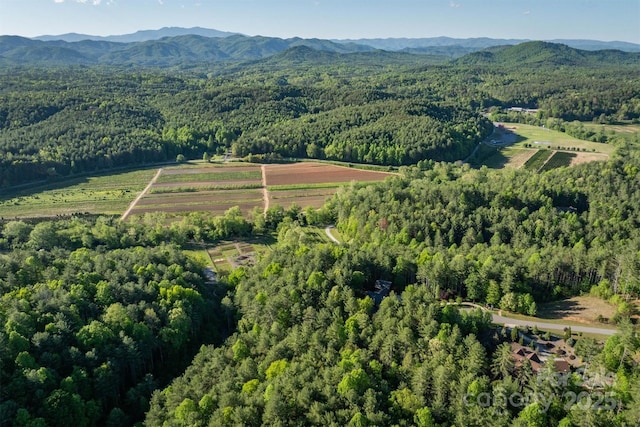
<box><xmin>367</xmin><ymin>279</ymin><xmax>392</xmax><ymax>306</ymax></box>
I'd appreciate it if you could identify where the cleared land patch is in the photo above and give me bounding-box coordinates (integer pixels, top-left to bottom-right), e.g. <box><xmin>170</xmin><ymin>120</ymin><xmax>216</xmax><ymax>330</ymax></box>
<box><xmin>0</xmin><ymin>169</ymin><xmax>157</xmax><ymax>218</ymax></box>
<box><xmin>264</xmin><ymin>163</ymin><xmax>392</xmax><ymax>186</ymax></box>
<box><xmin>207</xmin><ymin>236</ymin><xmax>274</xmax><ymax>276</ymax></box>
<box><xmin>269</xmin><ymin>188</ymin><xmax>337</xmax><ymax>209</ymax></box>
<box><xmin>537</xmin><ymin>296</ymin><xmax>619</xmax><ymax>326</ymax></box>
<box><xmin>501</xmin><ymin>123</ymin><xmax>615</xmax><ymax>155</ymax></box>
<box><xmin>481</xmin><ymin>147</ymin><xmax>537</xmax><ymax>169</ymax></box>
<box><xmin>478</xmin><ymin>122</ymin><xmax>614</xmax><ymax>171</ymax></box>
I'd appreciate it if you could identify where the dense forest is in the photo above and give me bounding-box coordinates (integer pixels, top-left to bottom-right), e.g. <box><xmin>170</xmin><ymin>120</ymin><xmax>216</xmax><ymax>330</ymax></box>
<box><xmin>3</xmin><ymin>151</ymin><xmax>639</xmax><ymax>425</ymax></box>
<box><xmin>1</xmin><ymin>41</ymin><xmax>639</xmax><ymax>187</ymax></box>
<box><xmin>1</xmin><ymin>38</ymin><xmax>640</xmax><ymax>426</ymax></box>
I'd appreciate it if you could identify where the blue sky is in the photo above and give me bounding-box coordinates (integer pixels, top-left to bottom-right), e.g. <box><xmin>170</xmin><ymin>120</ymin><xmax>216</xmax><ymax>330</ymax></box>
<box><xmin>1</xmin><ymin>0</ymin><xmax>639</xmax><ymax>43</ymax></box>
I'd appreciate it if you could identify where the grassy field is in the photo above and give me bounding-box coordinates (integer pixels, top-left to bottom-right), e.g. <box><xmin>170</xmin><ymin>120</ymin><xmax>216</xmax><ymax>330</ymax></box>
<box><xmin>495</xmin><ymin>296</ymin><xmax>620</xmax><ymax>331</ymax></box>
<box><xmin>0</xmin><ymin>169</ymin><xmax>157</xmax><ymax>218</ymax></box>
<box><xmin>478</xmin><ymin>147</ymin><xmax>537</xmax><ymax>169</ymax></box>
<box><xmin>182</xmin><ymin>248</ymin><xmax>214</xmax><ymax>267</ymax></box>
<box><xmin>500</xmin><ymin>123</ymin><xmax>616</xmax><ymax>155</ymax></box>
<box><xmin>155</xmin><ymin>170</ymin><xmax>262</xmax><ymax>184</ymax></box>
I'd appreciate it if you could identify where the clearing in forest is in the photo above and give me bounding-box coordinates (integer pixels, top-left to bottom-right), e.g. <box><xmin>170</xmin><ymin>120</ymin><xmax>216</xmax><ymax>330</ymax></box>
<box><xmin>0</xmin><ymin>161</ymin><xmax>395</xmax><ymax>219</ymax></box>
<box><xmin>476</xmin><ymin>122</ymin><xmax>613</xmax><ymax>171</ymax></box>
<box><xmin>127</xmin><ymin>161</ymin><xmax>394</xmax><ymax>218</ymax></box>
<box><xmin>264</xmin><ymin>162</ymin><xmax>393</xmax><ymax>211</ymax></box>
<box><xmin>537</xmin><ymin>296</ymin><xmax>622</xmax><ymax>326</ymax></box>
<box><xmin>264</xmin><ymin>162</ymin><xmax>393</xmax><ymax>186</ymax></box>
<box><xmin>0</xmin><ymin>168</ymin><xmax>157</xmax><ymax>218</ymax></box>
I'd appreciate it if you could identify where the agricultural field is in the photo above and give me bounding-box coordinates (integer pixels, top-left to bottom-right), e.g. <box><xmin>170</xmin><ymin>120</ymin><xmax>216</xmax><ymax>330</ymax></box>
<box><xmin>477</xmin><ymin>123</ymin><xmax>613</xmax><ymax>171</ymax></box>
<box><xmin>0</xmin><ymin>168</ymin><xmax>157</xmax><ymax>218</ymax></box>
<box><xmin>264</xmin><ymin>163</ymin><xmax>393</xmax><ymax>211</ymax></box>
<box><xmin>126</xmin><ymin>163</ymin><xmax>264</xmax><ymax>217</ymax></box>
<box><xmin>207</xmin><ymin>236</ymin><xmax>275</xmax><ymax>276</ymax></box>
<box><xmin>264</xmin><ymin>162</ymin><xmax>393</xmax><ymax>186</ymax></box>
<box><xmin>269</xmin><ymin>187</ymin><xmax>337</xmax><ymax>210</ymax></box>
<box><xmin>522</xmin><ymin>150</ymin><xmax>554</xmax><ymax>171</ymax></box>
<box><xmin>126</xmin><ymin>162</ymin><xmax>394</xmax><ymax>218</ymax></box>
<box><xmin>478</xmin><ymin>147</ymin><xmax>537</xmax><ymax>169</ymax></box>
<box><xmin>0</xmin><ymin>161</ymin><xmax>393</xmax><ymax>219</ymax></box>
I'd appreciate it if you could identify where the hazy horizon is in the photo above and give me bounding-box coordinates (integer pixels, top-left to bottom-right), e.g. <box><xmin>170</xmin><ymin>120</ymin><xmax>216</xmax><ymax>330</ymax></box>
<box><xmin>1</xmin><ymin>0</ymin><xmax>638</xmax><ymax>44</ymax></box>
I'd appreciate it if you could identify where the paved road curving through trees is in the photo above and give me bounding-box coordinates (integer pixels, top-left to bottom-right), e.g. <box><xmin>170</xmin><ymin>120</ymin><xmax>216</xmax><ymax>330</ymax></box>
<box><xmin>457</xmin><ymin>302</ymin><xmax>617</xmax><ymax>336</ymax></box>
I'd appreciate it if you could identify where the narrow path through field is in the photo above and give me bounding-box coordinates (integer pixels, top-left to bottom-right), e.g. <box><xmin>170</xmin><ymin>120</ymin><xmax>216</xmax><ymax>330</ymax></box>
<box><xmin>537</xmin><ymin>150</ymin><xmax>557</xmax><ymax>172</ymax></box>
<box><xmin>325</xmin><ymin>225</ymin><xmax>340</xmax><ymax>244</ymax></box>
<box><xmin>120</xmin><ymin>168</ymin><xmax>162</xmax><ymax>221</ymax></box>
<box><xmin>261</xmin><ymin>165</ymin><xmax>269</xmax><ymax>215</ymax></box>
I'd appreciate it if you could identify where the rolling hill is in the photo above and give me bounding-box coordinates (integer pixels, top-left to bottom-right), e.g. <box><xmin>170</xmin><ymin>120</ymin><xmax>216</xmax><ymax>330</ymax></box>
<box><xmin>0</xmin><ymin>34</ymin><xmax>374</xmax><ymax>66</ymax></box>
<box><xmin>454</xmin><ymin>41</ymin><xmax>640</xmax><ymax>66</ymax></box>
<box><xmin>1</xmin><ymin>32</ymin><xmax>638</xmax><ymax>68</ymax></box>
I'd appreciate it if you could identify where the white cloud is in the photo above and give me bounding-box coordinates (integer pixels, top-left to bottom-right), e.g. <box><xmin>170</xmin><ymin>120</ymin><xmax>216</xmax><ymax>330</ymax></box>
<box><xmin>523</xmin><ymin>10</ymin><xmax>531</xmax><ymax>15</ymax></box>
<box><xmin>449</xmin><ymin>1</ymin><xmax>461</xmax><ymax>8</ymax></box>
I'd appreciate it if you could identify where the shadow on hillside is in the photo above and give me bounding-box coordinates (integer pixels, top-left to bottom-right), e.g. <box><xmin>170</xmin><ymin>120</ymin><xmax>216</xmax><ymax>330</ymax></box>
<box><xmin>537</xmin><ymin>299</ymin><xmax>587</xmax><ymax>320</ymax></box>
<box><xmin>470</xmin><ymin>145</ymin><xmax>509</xmax><ymax>168</ymax></box>
<box><xmin>487</xmin><ymin>127</ymin><xmax>527</xmax><ymax>146</ymax></box>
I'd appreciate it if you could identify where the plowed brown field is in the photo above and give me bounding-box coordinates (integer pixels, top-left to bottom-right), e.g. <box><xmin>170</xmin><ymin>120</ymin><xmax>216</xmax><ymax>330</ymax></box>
<box><xmin>269</xmin><ymin>188</ymin><xmax>337</xmax><ymax>209</ymax></box>
<box><xmin>126</xmin><ymin>162</ymin><xmax>394</xmax><ymax>217</ymax></box>
<box><xmin>264</xmin><ymin>163</ymin><xmax>392</xmax><ymax>186</ymax></box>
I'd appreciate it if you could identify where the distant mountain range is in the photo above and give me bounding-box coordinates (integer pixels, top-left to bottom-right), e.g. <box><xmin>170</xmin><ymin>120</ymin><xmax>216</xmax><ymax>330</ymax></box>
<box><xmin>0</xmin><ymin>27</ymin><xmax>638</xmax><ymax>67</ymax></box>
<box><xmin>34</xmin><ymin>27</ymin><xmax>239</xmax><ymax>43</ymax></box>
<box><xmin>28</xmin><ymin>27</ymin><xmax>640</xmax><ymax>52</ymax></box>
<box><xmin>334</xmin><ymin>36</ymin><xmax>640</xmax><ymax>53</ymax></box>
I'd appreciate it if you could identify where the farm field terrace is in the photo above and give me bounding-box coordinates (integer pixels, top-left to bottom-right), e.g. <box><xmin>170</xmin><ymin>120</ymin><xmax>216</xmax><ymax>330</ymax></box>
<box><xmin>476</xmin><ymin>122</ymin><xmax>614</xmax><ymax>170</ymax></box>
<box><xmin>0</xmin><ymin>161</ymin><xmax>396</xmax><ymax>218</ymax></box>
<box><xmin>0</xmin><ymin>168</ymin><xmax>157</xmax><ymax>218</ymax></box>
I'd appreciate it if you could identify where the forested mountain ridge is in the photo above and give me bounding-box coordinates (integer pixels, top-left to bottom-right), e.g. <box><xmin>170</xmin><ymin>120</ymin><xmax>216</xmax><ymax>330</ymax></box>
<box><xmin>1</xmin><ymin>43</ymin><xmax>639</xmax><ymax>188</ymax></box>
<box><xmin>27</xmin><ymin>26</ymin><xmax>640</xmax><ymax>52</ymax></box>
<box><xmin>335</xmin><ymin>36</ymin><xmax>640</xmax><ymax>53</ymax></box>
<box><xmin>1</xmin><ymin>29</ymin><xmax>640</xmax><ymax>426</ymax></box>
<box><xmin>2</xmin><ymin>34</ymin><xmax>639</xmax><ymax>67</ymax></box>
<box><xmin>455</xmin><ymin>41</ymin><xmax>640</xmax><ymax>67</ymax></box>
<box><xmin>0</xmin><ymin>34</ymin><xmax>374</xmax><ymax>66</ymax></box>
